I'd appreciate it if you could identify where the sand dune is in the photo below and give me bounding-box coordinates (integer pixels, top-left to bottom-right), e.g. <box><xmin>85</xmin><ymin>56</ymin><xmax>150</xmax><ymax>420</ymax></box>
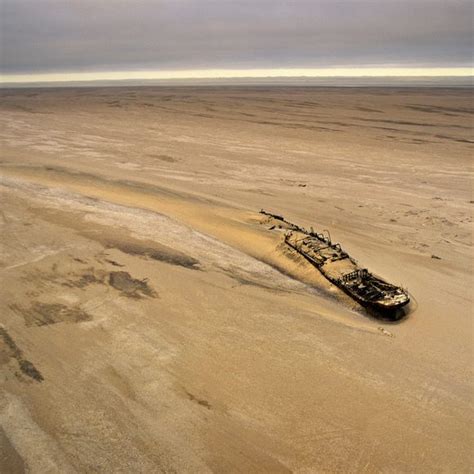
<box><xmin>0</xmin><ymin>87</ymin><xmax>472</xmax><ymax>472</ymax></box>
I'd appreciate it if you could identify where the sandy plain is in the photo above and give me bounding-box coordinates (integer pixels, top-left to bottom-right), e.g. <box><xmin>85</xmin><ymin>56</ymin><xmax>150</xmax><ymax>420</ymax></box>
<box><xmin>0</xmin><ymin>86</ymin><xmax>472</xmax><ymax>472</ymax></box>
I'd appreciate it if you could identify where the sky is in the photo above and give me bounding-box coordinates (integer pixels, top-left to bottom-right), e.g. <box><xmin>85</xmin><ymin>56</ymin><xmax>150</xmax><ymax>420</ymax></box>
<box><xmin>1</xmin><ymin>0</ymin><xmax>472</xmax><ymax>82</ymax></box>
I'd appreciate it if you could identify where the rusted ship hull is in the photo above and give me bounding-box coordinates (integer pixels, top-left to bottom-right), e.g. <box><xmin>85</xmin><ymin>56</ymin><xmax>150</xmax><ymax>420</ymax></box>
<box><xmin>261</xmin><ymin>210</ymin><xmax>410</xmax><ymax>317</ymax></box>
<box><xmin>284</xmin><ymin>238</ymin><xmax>409</xmax><ymax>312</ymax></box>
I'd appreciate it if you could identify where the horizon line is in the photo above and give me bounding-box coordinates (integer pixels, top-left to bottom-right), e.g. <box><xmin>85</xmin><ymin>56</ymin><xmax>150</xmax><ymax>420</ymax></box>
<box><xmin>1</xmin><ymin>67</ymin><xmax>472</xmax><ymax>84</ymax></box>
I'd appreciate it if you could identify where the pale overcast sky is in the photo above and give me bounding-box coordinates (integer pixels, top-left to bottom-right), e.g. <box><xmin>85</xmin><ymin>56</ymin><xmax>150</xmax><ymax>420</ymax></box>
<box><xmin>1</xmin><ymin>0</ymin><xmax>472</xmax><ymax>77</ymax></box>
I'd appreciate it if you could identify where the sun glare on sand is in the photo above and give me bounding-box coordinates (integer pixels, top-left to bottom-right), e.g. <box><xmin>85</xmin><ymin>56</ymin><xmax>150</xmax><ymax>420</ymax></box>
<box><xmin>2</xmin><ymin>67</ymin><xmax>472</xmax><ymax>84</ymax></box>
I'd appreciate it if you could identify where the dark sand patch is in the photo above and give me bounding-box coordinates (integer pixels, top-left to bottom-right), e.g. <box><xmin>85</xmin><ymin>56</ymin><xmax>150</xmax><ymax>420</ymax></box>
<box><xmin>108</xmin><ymin>271</ymin><xmax>158</xmax><ymax>299</ymax></box>
<box><xmin>104</xmin><ymin>258</ymin><xmax>125</xmax><ymax>267</ymax></box>
<box><xmin>406</xmin><ymin>104</ymin><xmax>474</xmax><ymax>116</ymax></box>
<box><xmin>0</xmin><ymin>327</ymin><xmax>43</xmax><ymax>382</ymax></box>
<box><xmin>10</xmin><ymin>302</ymin><xmax>92</xmax><ymax>327</ymax></box>
<box><xmin>19</xmin><ymin>262</ymin><xmax>107</xmax><ymax>291</ymax></box>
<box><xmin>185</xmin><ymin>390</ymin><xmax>211</xmax><ymax>409</ymax></box>
<box><xmin>62</xmin><ymin>269</ymin><xmax>106</xmax><ymax>288</ymax></box>
<box><xmin>356</xmin><ymin>117</ymin><xmax>470</xmax><ymax>129</ymax></box>
<box><xmin>434</xmin><ymin>134</ymin><xmax>474</xmax><ymax>144</ymax></box>
<box><xmin>103</xmin><ymin>238</ymin><xmax>200</xmax><ymax>270</ymax></box>
<box><xmin>0</xmin><ymin>428</ymin><xmax>26</xmax><ymax>474</ymax></box>
<box><xmin>147</xmin><ymin>154</ymin><xmax>178</xmax><ymax>163</ymax></box>
<box><xmin>355</xmin><ymin>106</ymin><xmax>383</xmax><ymax>113</ymax></box>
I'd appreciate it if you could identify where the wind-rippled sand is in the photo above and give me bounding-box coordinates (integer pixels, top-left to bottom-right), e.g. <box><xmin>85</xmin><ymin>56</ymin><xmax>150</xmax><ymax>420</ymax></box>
<box><xmin>0</xmin><ymin>87</ymin><xmax>472</xmax><ymax>472</ymax></box>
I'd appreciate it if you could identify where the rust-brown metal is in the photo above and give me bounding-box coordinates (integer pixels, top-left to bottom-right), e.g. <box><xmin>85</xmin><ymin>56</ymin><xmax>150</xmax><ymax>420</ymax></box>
<box><xmin>260</xmin><ymin>210</ymin><xmax>410</xmax><ymax>318</ymax></box>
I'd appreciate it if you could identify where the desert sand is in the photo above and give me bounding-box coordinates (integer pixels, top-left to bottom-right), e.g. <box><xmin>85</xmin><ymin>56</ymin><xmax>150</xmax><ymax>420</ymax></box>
<box><xmin>0</xmin><ymin>86</ymin><xmax>472</xmax><ymax>472</ymax></box>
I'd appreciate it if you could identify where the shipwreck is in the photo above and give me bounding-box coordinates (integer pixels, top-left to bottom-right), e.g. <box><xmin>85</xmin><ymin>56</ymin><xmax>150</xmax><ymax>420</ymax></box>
<box><xmin>260</xmin><ymin>210</ymin><xmax>410</xmax><ymax>317</ymax></box>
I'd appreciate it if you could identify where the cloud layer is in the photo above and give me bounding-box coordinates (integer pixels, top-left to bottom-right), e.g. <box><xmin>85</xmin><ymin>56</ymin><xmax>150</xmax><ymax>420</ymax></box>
<box><xmin>1</xmin><ymin>0</ymin><xmax>472</xmax><ymax>74</ymax></box>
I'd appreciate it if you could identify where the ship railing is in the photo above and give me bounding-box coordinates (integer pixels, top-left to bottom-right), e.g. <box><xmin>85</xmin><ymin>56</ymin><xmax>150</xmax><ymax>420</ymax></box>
<box><xmin>342</xmin><ymin>269</ymin><xmax>368</xmax><ymax>283</ymax></box>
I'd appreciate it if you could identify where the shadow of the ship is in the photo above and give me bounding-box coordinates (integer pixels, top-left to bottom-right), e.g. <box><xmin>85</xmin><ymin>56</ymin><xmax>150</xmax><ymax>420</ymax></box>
<box><xmin>361</xmin><ymin>297</ymin><xmax>417</xmax><ymax>324</ymax></box>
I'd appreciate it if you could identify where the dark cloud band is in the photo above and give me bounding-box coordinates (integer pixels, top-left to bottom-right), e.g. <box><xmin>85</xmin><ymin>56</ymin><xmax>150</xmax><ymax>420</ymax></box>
<box><xmin>1</xmin><ymin>0</ymin><xmax>472</xmax><ymax>74</ymax></box>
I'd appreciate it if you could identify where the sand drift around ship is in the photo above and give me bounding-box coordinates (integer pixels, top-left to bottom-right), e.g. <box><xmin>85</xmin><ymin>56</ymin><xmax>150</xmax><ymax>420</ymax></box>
<box><xmin>260</xmin><ymin>210</ymin><xmax>410</xmax><ymax>317</ymax></box>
